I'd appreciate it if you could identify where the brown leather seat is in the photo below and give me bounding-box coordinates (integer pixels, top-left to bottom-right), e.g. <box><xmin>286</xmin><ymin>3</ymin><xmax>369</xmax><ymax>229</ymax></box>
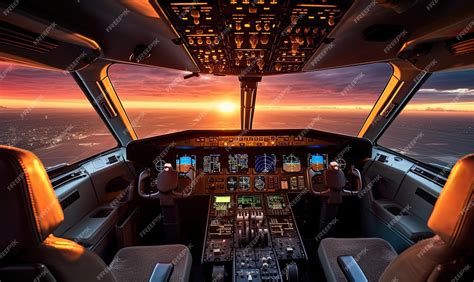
<box><xmin>0</xmin><ymin>145</ymin><xmax>191</xmax><ymax>282</ymax></box>
<box><xmin>318</xmin><ymin>154</ymin><xmax>474</xmax><ymax>282</ymax></box>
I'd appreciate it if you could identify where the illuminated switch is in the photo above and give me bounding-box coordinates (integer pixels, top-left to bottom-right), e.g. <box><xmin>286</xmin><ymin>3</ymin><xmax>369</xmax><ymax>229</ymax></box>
<box><xmin>259</xmin><ymin>50</ymin><xmax>265</xmax><ymax>58</ymax></box>
<box><xmin>249</xmin><ymin>34</ymin><xmax>259</xmax><ymax>49</ymax></box>
<box><xmin>197</xmin><ymin>37</ymin><xmax>203</xmax><ymax>45</ymax></box>
<box><xmin>257</xmin><ymin>59</ymin><xmax>265</xmax><ymax>71</ymax></box>
<box><xmin>256</xmin><ymin>23</ymin><xmax>262</xmax><ymax>31</ymax></box>
<box><xmin>297</xmin><ymin>36</ymin><xmax>304</xmax><ymax>45</ymax></box>
<box><xmin>260</xmin><ymin>34</ymin><xmax>269</xmax><ymax>45</ymax></box>
<box><xmin>235</xmin><ymin>35</ymin><xmax>244</xmax><ymax>48</ymax></box>
<box><xmin>236</xmin><ymin>22</ymin><xmax>242</xmax><ymax>31</ymax></box>
<box><xmin>328</xmin><ymin>16</ymin><xmax>335</xmax><ymax>26</ymax></box>
<box><xmin>237</xmin><ymin>51</ymin><xmax>244</xmax><ymax>60</ymax></box>
<box><xmin>281</xmin><ymin>180</ymin><xmax>289</xmax><ymax>190</ymax></box>
<box><xmin>274</xmin><ymin>63</ymin><xmax>282</xmax><ymax>72</ymax></box>
<box><xmin>191</xmin><ymin>9</ymin><xmax>200</xmax><ymax>25</ymax></box>
<box><xmin>264</xmin><ymin>23</ymin><xmax>270</xmax><ymax>31</ymax></box>
<box><xmin>291</xmin><ymin>43</ymin><xmax>299</xmax><ymax>55</ymax></box>
<box><xmin>249</xmin><ymin>6</ymin><xmax>257</xmax><ymax>13</ymax></box>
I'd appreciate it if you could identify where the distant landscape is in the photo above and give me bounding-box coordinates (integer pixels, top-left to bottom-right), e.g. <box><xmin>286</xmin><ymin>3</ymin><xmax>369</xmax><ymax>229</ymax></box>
<box><xmin>0</xmin><ymin>107</ymin><xmax>471</xmax><ymax>169</ymax></box>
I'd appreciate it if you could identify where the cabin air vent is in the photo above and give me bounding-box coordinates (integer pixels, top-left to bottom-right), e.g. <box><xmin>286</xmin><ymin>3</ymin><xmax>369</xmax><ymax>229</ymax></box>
<box><xmin>410</xmin><ymin>166</ymin><xmax>446</xmax><ymax>187</ymax></box>
<box><xmin>0</xmin><ymin>21</ymin><xmax>59</xmax><ymax>54</ymax></box>
<box><xmin>446</xmin><ymin>33</ymin><xmax>474</xmax><ymax>56</ymax></box>
<box><xmin>52</xmin><ymin>168</ymin><xmax>87</xmax><ymax>188</ymax></box>
<box><xmin>376</xmin><ymin>153</ymin><xmax>388</xmax><ymax>163</ymax></box>
<box><xmin>107</xmin><ymin>155</ymin><xmax>119</xmax><ymax>164</ymax></box>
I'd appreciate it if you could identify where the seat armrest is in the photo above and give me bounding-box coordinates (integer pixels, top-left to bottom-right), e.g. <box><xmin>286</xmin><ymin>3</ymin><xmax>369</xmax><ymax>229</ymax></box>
<box><xmin>372</xmin><ymin>200</ymin><xmax>433</xmax><ymax>241</ymax></box>
<box><xmin>337</xmin><ymin>256</ymin><xmax>368</xmax><ymax>282</ymax></box>
<box><xmin>62</xmin><ymin>205</ymin><xmax>118</xmax><ymax>247</ymax></box>
<box><xmin>149</xmin><ymin>263</ymin><xmax>174</xmax><ymax>282</ymax></box>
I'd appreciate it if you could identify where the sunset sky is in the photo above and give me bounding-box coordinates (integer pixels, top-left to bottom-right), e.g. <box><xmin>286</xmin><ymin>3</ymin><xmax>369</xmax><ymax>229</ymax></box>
<box><xmin>1</xmin><ymin>62</ymin><xmax>473</xmax><ymax>112</ymax></box>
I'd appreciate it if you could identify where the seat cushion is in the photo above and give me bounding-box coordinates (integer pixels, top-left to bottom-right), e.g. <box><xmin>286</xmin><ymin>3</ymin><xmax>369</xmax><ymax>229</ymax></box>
<box><xmin>318</xmin><ymin>238</ymin><xmax>398</xmax><ymax>282</ymax></box>
<box><xmin>109</xmin><ymin>244</ymin><xmax>192</xmax><ymax>282</ymax></box>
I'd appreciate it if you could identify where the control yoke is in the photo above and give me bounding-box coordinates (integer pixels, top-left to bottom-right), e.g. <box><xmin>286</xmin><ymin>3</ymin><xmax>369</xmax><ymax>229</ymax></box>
<box><xmin>311</xmin><ymin>161</ymin><xmax>362</xmax><ymax>202</ymax></box>
<box><xmin>138</xmin><ymin>163</ymin><xmax>193</xmax><ymax>199</ymax></box>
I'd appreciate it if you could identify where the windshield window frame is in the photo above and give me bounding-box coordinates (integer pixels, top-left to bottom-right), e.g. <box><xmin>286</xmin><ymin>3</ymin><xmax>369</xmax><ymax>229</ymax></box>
<box><xmin>107</xmin><ymin>62</ymin><xmax>394</xmax><ymax>138</ymax></box>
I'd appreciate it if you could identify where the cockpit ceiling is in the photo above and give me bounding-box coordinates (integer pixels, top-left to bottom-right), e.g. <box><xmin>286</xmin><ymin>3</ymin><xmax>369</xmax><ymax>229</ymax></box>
<box><xmin>157</xmin><ymin>0</ymin><xmax>354</xmax><ymax>76</ymax></box>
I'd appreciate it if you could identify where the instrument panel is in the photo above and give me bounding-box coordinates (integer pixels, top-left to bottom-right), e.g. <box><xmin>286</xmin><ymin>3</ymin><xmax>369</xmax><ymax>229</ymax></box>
<box><xmin>166</xmin><ymin>150</ymin><xmax>329</xmax><ymax>193</ymax></box>
<box><xmin>127</xmin><ymin>130</ymin><xmax>372</xmax><ymax>195</ymax></box>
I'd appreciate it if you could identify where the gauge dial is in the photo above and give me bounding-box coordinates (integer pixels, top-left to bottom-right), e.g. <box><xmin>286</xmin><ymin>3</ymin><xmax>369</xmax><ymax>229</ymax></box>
<box><xmin>254</xmin><ymin>176</ymin><xmax>266</xmax><ymax>191</ymax></box>
<box><xmin>154</xmin><ymin>159</ymin><xmax>166</xmax><ymax>173</ymax></box>
<box><xmin>227</xmin><ymin>176</ymin><xmax>238</xmax><ymax>192</ymax></box>
<box><xmin>282</xmin><ymin>154</ymin><xmax>301</xmax><ymax>173</ymax></box>
<box><xmin>239</xmin><ymin>176</ymin><xmax>250</xmax><ymax>191</ymax></box>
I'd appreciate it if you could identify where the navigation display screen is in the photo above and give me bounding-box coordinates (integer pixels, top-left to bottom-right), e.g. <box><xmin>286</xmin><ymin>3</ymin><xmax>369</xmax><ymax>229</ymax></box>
<box><xmin>228</xmin><ymin>154</ymin><xmax>249</xmax><ymax>173</ymax></box>
<box><xmin>308</xmin><ymin>154</ymin><xmax>327</xmax><ymax>172</ymax></box>
<box><xmin>176</xmin><ymin>154</ymin><xmax>196</xmax><ymax>173</ymax></box>
<box><xmin>237</xmin><ymin>195</ymin><xmax>262</xmax><ymax>209</ymax></box>
<box><xmin>203</xmin><ymin>154</ymin><xmax>221</xmax><ymax>173</ymax></box>
<box><xmin>255</xmin><ymin>154</ymin><xmax>277</xmax><ymax>173</ymax></box>
<box><xmin>282</xmin><ymin>154</ymin><xmax>301</xmax><ymax>173</ymax></box>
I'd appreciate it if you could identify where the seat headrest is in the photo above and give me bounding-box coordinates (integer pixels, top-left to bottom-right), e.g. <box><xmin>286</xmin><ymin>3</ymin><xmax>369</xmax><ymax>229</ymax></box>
<box><xmin>0</xmin><ymin>146</ymin><xmax>64</xmax><ymax>253</ymax></box>
<box><xmin>428</xmin><ymin>154</ymin><xmax>474</xmax><ymax>252</ymax></box>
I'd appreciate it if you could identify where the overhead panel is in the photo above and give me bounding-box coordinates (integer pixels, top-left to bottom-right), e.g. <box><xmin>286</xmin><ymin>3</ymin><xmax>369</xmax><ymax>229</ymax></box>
<box><xmin>157</xmin><ymin>0</ymin><xmax>354</xmax><ymax>75</ymax></box>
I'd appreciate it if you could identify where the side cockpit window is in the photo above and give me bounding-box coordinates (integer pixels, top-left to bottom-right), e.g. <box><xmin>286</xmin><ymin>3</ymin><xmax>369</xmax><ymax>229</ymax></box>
<box><xmin>0</xmin><ymin>63</ymin><xmax>117</xmax><ymax>169</ymax></box>
<box><xmin>377</xmin><ymin>70</ymin><xmax>474</xmax><ymax>170</ymax></box>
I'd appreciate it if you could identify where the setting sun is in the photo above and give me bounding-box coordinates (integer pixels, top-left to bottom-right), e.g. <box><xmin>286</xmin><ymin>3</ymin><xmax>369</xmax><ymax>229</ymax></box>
<box><xmin>218</xmin><ymin>102</ymin><xmax>238</xmax><ymax>113</ymax></box>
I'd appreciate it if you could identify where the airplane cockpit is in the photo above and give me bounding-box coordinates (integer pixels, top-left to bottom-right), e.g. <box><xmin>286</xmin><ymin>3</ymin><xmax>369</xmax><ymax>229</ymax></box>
<box><xmin>0</xmin><ymin>0</ymin><xmax>473</xmax><ymax>281</ymax></box>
